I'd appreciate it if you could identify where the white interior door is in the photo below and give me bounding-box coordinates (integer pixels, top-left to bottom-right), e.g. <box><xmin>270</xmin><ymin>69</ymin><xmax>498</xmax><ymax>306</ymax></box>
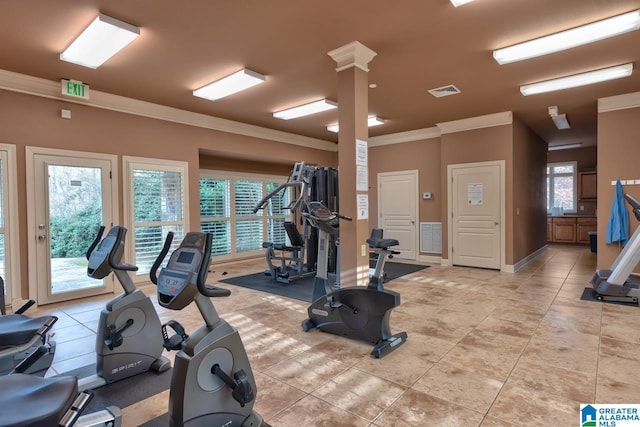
<box><xmin>27</xmin><ymin>148</ymin><xmax>118</xmax><ymax>305</ymax></box>
<box><xmin>450</xmin><ymin>162</ymin><xmax>503</xmax><ymax>269</ymax></box>
<box><xmin>378</xmin><ymin>170</ymin><xmax>418</xmax><ymax>260</ymax></box>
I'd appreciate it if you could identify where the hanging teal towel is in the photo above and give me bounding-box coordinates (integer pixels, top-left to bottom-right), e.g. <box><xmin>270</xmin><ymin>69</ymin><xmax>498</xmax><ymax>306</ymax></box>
<box><xmin>606</xmin><ymin>180</ymin><xmax>629</xmax><ymax>245</ymax></box>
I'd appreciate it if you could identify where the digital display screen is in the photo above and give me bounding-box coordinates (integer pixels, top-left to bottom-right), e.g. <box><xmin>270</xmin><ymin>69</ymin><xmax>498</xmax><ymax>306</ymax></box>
<box><xmin>177</xmin><ymin>251</ymin><xmax>195</xmax><ymax>264</ymax></box>
<box><xmin>158</xmin><ymin>270</ymin><xmax>189</xmax><ymax>295</ymax></box>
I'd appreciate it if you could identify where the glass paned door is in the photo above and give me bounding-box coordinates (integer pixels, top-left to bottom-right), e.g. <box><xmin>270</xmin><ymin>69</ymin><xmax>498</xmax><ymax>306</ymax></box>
<box><xmin>48</xmin><ymin>165</ymin><xmax>104</xmax><ymax>294</ymax></box>
<box><xmin>31</xmin><ymin>152</ymin><xmax>115</xmax><ymax>304</ymax></box>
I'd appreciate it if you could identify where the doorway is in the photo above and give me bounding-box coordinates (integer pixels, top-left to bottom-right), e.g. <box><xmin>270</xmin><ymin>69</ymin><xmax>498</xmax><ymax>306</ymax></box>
<box><xmin>26</xmin><ymin>148</ymin><xmax>118</xmax><ymax>305</ymax></box>
<box><xmin>377</xmin><ymin>170</ymin><xmax>418</xmax><ymax>260</ymax></box>
<box><xmin>448</xmin><ymin>161</ymin><xmax>504</xmax><ymax>270</ymax></box>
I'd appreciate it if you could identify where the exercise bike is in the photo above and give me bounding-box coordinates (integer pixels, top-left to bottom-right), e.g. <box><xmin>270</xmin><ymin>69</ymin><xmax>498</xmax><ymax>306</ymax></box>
<box><xmin>0</xmin><ymin>278</ymin><xmax>57</xmax><ymax>376</ymax></box>
<box><xmin>79</xmin><ymin>225</ymin><xmax>170</xmax><ymax>390</ymax></box>
<box><xmin>301</xmin><ymin>201</ymin><xmax>407</xmax><ymax>358</ymax></box>
<box><xmin>0</xmin><ymin>344</ymin><xmax>122</xmax><ymax>426</ymax></box>
<box><xmin>591</xmin><ymin>193</ymin><xmax>640</xmax><ymax>305</ymax></box>
<box><xmin>151</xmin><ymin>231</ymin><xmax>269</xmax><ymax>427</ymax></box>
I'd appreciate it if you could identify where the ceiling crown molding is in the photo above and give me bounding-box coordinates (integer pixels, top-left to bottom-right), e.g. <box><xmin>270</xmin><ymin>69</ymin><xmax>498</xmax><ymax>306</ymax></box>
<box><xmin>598</xmin><ymin>91</ymin><xmax>640</xmax><ymax>113</ymax></box>
<box><xmin>369</xmin><ymin>127</ymin><xmax>440</xmax><ymax>146</ymax></box>
<box><xmin>437</xmin><ymin>111</ymin><xmax>513</xmax><ymax>134</ymax></box>
<box><xmin>328</xmin><ymin>41</ymin><xmax>377</xmax><ymax>72</ymax></box>
<box><xmin>0</xmin><ymin>69</ymin><xmax>337</xmax><ymax>152</ymax></box>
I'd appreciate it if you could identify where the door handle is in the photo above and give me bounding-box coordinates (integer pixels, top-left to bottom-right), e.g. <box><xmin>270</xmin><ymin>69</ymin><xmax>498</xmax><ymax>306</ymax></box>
<box><xmin>494</xmin><ymin>221</ymin><xmax>499</xmax><ymax>226</ymax></box>
<box><xmin>37</xmin><ymin>234</ymin><xmax>47</xmax><ymax>241</ymax></box>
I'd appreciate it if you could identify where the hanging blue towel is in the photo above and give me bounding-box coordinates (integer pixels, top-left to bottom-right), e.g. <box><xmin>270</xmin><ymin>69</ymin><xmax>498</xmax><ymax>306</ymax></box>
<box><xmin>606</xmin><ymin>180</ymin><xmax>629</xmax><ymax>245</ymax></box>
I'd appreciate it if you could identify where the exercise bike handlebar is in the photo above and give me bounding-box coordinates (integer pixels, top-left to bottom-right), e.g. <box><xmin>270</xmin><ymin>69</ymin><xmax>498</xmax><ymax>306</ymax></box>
<box><xmin>85</xmin><ymin>226</ymin><xmax>106</xmax><ymax>261</ymax></box>
<box><xmin>196</xmin><ymin>233</ymin><xmax>231</xmax><ymax>298</ymax></box>
<box><xmin>109</xmin><ymin>227</ymin><xmax>139</xmax><ymax>272</ymax></box>
<box><xmin>150</xmin><ymin>231</ymin><xmax>175</xmax><ymax>285</ymax></box>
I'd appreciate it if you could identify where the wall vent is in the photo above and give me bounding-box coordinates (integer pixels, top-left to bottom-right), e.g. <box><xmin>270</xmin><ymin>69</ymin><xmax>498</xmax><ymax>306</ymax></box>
<box><xmin>420</xmin><ymin>222</ymin><xmax>442</xmax><ymax>253</ymax></box>
<box><xmin>428</xmin><ymin>84</ymin><xmax>461</xmax><ymax>98</ymax></box>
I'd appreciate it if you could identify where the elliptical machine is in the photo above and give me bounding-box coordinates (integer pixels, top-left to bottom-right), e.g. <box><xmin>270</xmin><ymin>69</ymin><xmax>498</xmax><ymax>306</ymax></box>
<box><xmin>301</xmin><ymin>201</ymin><xmax>407</xmax><ymax>358</ymax></box>
<box><xmin>151</xmin><ymin>231</ymin><xmax>269</xmax><ymax>427</ymax></box>
<box><xmin>591</xmin><ymin>193</ymin><xmax>640</xmax><ymax>305</ymax></box>
<box><xmin>80</xmin><ymin>225</ymin><xmax>170</xmax><ymax>390</ymax></box>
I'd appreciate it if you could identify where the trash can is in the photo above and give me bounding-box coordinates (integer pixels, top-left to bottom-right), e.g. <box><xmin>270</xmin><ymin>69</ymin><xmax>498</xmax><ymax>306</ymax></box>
<box><xmin>588</xmin><ymin>231</ymin><xmax>597</xmax><ymax>253</ymax></box>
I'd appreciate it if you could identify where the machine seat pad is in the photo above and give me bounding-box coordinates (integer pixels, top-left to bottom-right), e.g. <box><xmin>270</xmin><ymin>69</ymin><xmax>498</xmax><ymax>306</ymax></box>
<box><xmin>367</xmin><ymin>238</ymin><xmax>399</xmax><ymax>249</ymax></box>
<box><xmin>262</xmin><ymin>242</ymin><xmax>301</xmax><ymax>252</ymax></box>
<box><xmin>0</xmin><ymin>373</ymin><xmax>78</xmax><ymax>426</ymax></box>
<box><xmin>0</xmin><ymin>314</ymin><xmax>53</xmax><ymax>347</ymax></box>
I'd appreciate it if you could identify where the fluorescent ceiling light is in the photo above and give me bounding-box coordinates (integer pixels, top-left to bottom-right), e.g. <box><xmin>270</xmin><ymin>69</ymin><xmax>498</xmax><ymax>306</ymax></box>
<box><xmin>548</xmin><ymin>106</ymin><xmax>570</xmax><ymax>129</ymax></box>
<box><xmin>520</xmin><ymin>63</ymin><xmax>633</xmax><ymax>96</ymax></box>
<box><xmin>60</xmin><ymin>14</ymin><xmax>140</xmax><ymax>69</ymax></box>
<box><xmin>273</xmin><ymin>99</ymin><xmax>337</xmax><ymax>120</ymax></box>
<box><xmin>450</xmin><ymin>0</ymin><xmax>474</xmax><ymax>7</ymax></box>
<box><xmin>193</xmin><ymin>69</ymin><xmax>265</xmax><ymax>101</ymax></box>
<box><xmin>494</xmin><ymin>10</ymin><xmax>640</xmax><ymax>64</ymax></box>
<box><xmin>552</xmin><ymin>114</ymin><xmax>571</xmax><ymax>130</ymax></box>
<box><xmin>548</xmin><ymin>143</ymin><xmax>581</xmax><ymax>151</ymax></box>
<box><xmin>327</xmin><ymin>116</ymin><xmax>385</xmax><ymax>133</ymax></box>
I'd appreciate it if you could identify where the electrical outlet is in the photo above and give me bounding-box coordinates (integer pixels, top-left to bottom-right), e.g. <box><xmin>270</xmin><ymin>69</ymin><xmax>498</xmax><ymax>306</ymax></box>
<box><xmin>361</xmin><ymin>244</ymin><xmax>367</xmax><ymax>256</ymax></box>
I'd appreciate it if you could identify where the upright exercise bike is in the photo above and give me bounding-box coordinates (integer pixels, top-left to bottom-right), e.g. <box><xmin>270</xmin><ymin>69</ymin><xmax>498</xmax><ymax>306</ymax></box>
<box><xmin>81</xmin><ymin>225</ymin><xmax>170</xmax><ymax>390</ymax></box>
<box><xmin>151</xmin><ymin>231</ymin><xmax>269</xmax><ymax>427</ymax></box>
<box><xmin>301</xmin><ymin>201</ymin><xmax>407</xmax><ymax>358</ymax></box>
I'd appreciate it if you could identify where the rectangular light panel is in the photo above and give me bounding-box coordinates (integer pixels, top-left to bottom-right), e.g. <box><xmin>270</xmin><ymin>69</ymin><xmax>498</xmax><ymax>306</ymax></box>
<box><xmin>327</xmin><ymin>116</ymin><xmax>385</xmax><ymax>132</ymax></box>
<box><xmin>273</xmin><ymin>99</ymin><xmax>337</xmax><ymax>120</ymax></box>
<box><xmin>60</xmin><ymin>14</ymin><xmax>140</xmax><ymax>69</ymax></box>
<box><xmin>494</xmin><ymin>10</ymin><xmax>640</xmax><ymax>64</ymax></box>
<box><xmin>193</xmin><ymin>69</ymin><xmax>265</xmax><ymax>101</ymax></box>
<box><xmin>450</xmin><ymin>0</ymin><xmax>474</xmax><ymax>7</ymax></box>
<box><xmin>548</xmin><ymin>143</ymin><xmax>581</xmax><ymax>151</ymax></box>
<box><xmin>520</xmin><ymin>63</ymin><xmax>633</xmax><ymax>96</ymax></box>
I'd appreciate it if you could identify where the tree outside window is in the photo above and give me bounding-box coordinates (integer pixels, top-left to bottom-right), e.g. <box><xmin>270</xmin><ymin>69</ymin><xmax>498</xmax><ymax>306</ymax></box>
<box><xmin>547</xmin><ymin>162</ymin><xmax>577</xmax><ymax>213</ymax></box>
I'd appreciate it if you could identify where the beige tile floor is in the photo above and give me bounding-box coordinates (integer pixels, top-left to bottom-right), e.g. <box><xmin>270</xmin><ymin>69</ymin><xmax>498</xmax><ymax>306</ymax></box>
<box><xmin>26</xmin><ymin>244</ymin><xmax>640</xmax><ymax>426</ymax></box>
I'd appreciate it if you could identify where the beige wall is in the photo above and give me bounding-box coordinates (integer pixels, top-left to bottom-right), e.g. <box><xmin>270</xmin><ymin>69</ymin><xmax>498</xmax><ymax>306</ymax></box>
<box><xmin>1</xmin><ymin>86</ymin><xmax>589</xmax><ymax>301</ymax></box>
<box><xmin>597</xmin><ymin>106</ymin><xmax>640</xmax><ymax>269</ymax></box>
<box><xmin>440</xmin><ymin>124</ymin><xmax>514</xmax><ymax>264</ymax></box>
<box><xmin>0</xmin><ymin>89</ymin><xmax>336</xmax><ymax>298</ymax></box>
<box><xmin>368</xmin><ymin>138</ymin><xmax>441</xmax><ymax>254</ymax></box>
<box><xmin>512</xmin><ymin>118</ymin><xmax>548</xmax><ymax>262</ymax></box>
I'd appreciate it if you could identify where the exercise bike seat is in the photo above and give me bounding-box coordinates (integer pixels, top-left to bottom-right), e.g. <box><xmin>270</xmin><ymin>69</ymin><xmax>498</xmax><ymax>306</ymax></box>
<box><xmin>0</xmin><ymin>373</ymin><xmax>77</xmax><ymax>426</ymax></box>
<box><xmin>0</xmin><ymin>314</ymin><xmax>55</xmax><ymax>347</ymax></box>
<box><xmin>366</xmin><ymin>237</ymin><xmax>399</xmax><ymax>250</ymax></box>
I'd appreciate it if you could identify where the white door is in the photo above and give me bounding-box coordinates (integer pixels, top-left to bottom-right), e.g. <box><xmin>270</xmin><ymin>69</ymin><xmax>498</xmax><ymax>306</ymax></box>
<box><xmin>27</xmin><ymin>148</ymin><xmax>118</xmax><ymax>305</ymax></box>
<box><xmin>378</xmin><ymin>170</ymin><xmax>418</xmax><ymax>260</ymax></box>
<box><xmin>450</xmin><ymin>162</ymin><xmax>502</xmax><ymax>269</ymax></box>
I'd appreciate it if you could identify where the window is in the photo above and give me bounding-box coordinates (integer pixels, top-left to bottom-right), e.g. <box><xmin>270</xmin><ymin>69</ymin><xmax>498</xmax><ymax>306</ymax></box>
<box><xmin>124</xmin><ymin>157</ymin><xmax>188</xmax><ymax>280</ymax></box>
<box><xmin>0</xmin><ymin>145</ymin><xmax>18</xmax><ymax>308</ymax></box>
<box><xmin>547</xmin><ymin>161</ymin><xmax>577</xmax><ymax>213</ymax></box>
<box><xmin>199</xmin><ymin>172</ymin><xmax>291</xmax><ymax>260</ymax></box>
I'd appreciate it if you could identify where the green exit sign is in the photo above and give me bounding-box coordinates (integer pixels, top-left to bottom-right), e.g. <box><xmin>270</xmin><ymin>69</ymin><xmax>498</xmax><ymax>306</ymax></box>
<box><xmin>61</xmin><ymin>79</ymin><xmax>90</xmax><ymax>99</ymax></box>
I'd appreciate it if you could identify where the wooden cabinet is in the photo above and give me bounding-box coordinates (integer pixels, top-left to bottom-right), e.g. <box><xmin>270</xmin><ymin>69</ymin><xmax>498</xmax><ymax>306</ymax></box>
<box><xmin>547</xmin><ymin>216</ymin><xmax>596</xmax><ymax>244</ymax></box>
<box><xmin>552</xmin><ymin>217</ymin><xmax>577</xmax><ymax>242</ymax></box>
<box><xmin>578</xmin><ymin>170</ymin><xmax>597</xmax><ymax>200</ymax></box>
<box><xmin>577</xmin><ymin>217</ymin><xmax>597</xmax><ymax>244</ymax></box>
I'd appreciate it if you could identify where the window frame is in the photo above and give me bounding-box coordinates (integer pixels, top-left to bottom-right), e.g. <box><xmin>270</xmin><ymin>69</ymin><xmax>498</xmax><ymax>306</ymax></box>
<box><xmin>0</xmin><ymin>144</ymin><xmax>19</xmax><ymax>310</ymax></box>
<box><xmin>123</xmin><ymin>156</ymin><xmax>189</xmax><ymax>282</ymax></box>
<box><xmin>199</xmin><ymin>170</ymin><xmax>292</xmax><ymax>262</ymax></box>
<box><xmin>547</xmin><ymin>161</ymin><xmax>578</xmax><ymax>214</ymax></box>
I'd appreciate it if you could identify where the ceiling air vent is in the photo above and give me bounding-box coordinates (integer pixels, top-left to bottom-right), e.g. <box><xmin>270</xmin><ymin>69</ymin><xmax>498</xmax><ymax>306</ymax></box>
<box><xmin>428</xmin><ymin>84</ymin><xmax>461</xmax><ymax>98</ymax></box>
